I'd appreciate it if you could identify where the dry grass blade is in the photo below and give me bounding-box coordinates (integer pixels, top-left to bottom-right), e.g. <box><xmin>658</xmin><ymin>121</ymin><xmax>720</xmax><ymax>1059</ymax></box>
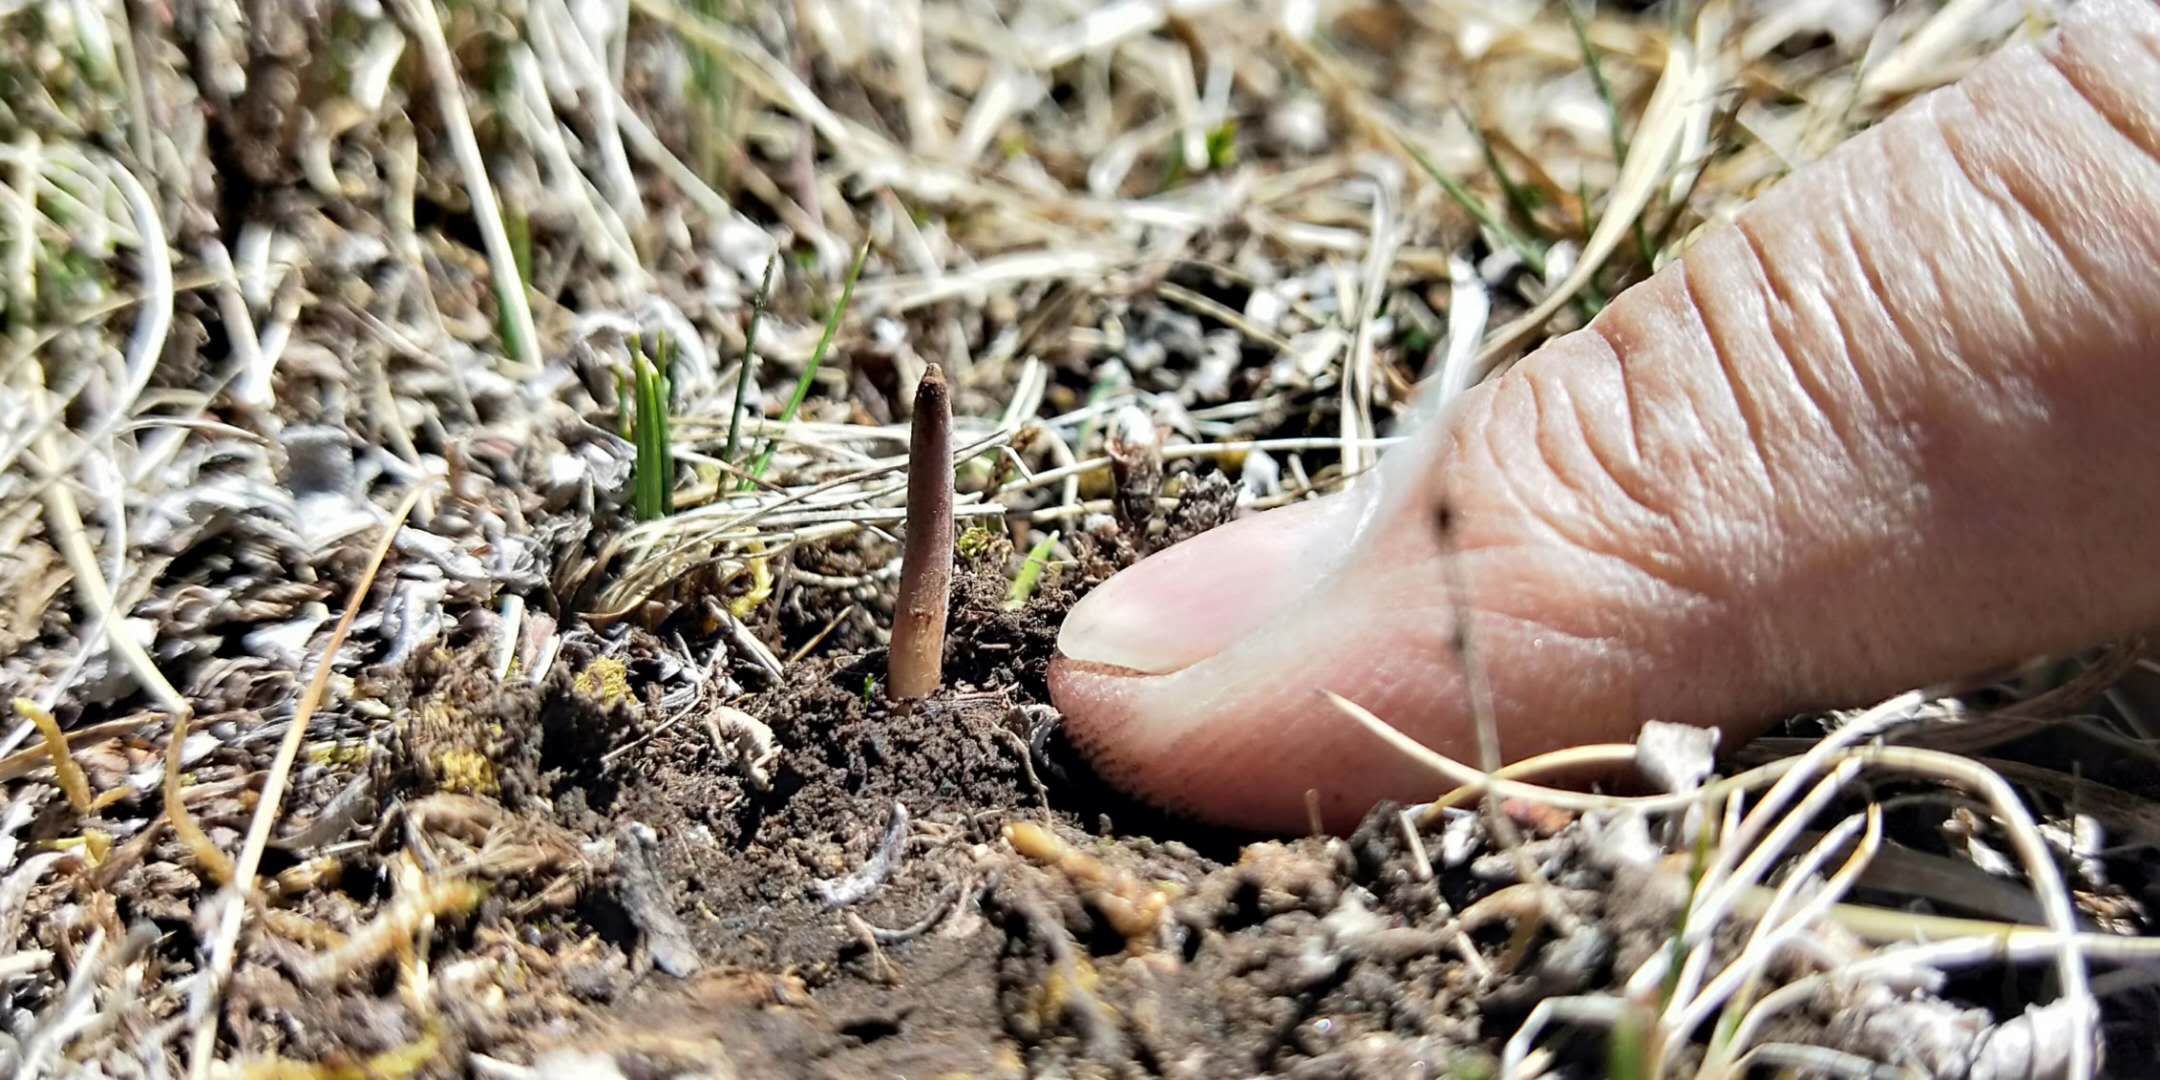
<box><xmin>390</xmin><ymin>0</ymin><xmax>540</xmax><ymax>372</ymax></box>
<box><xmin>185</xmin><ymin>480</ymin><xmax>430</xmax><ymax>1079</ymax></box>
<box><xmin>165</xmin><ymin>710</ymin><xmax>233</xmax><ymax>885</ymax></box>
<box><xmin>0</xmin><ymin>718</ymin><xmax>146</xmax><ymax>785</ymax></box>
<box><xmin>16</xmin><ymin>699</ymin><xmax>92</xmax><ymax>814</ymax></box>
<box><xmin>33</xmin><ymin>423</ymin><xmax>188</xmax><ymax>719</ymax></box>
<box><xmin>1345</xmin><ymin>680</ymin><xmax>2101</xmax><ymax>1078</ymax></box>
<box><xmin>1330</xmin><ymin>690</ymin><xmax>1703</xmax><ymax>815</ymax></box>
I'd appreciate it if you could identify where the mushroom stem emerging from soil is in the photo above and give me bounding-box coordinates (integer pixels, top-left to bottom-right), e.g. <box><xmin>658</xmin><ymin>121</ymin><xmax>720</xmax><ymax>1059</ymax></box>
<box><xmin>889</xmin><ymin>364</ymin><xmax>954</xmax><ymax>699</ymax></box>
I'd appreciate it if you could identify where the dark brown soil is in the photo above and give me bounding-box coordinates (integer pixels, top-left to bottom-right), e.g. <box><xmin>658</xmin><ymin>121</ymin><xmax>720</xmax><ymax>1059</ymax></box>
<box><xmin>41</xmin><ymin>479</ymin><xmax>2152</xmax><ymax>1078</ymax></box>
<box><xmin>308</xmin><ymin>527</ymin><xmax>1570</xmax><ymax>1079</ymax></box>
<box><xmin>27</xmin><ymin>448</ymin><xmax>2127</xmax><ymax>1080</ymax></box>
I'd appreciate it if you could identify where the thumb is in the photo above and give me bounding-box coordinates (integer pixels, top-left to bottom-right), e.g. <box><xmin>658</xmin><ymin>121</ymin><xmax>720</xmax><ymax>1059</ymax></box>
<box><xmin>1050</xmin><ymin>0</ymin><xmax>2160</xmax><ymax>834</ymax></box>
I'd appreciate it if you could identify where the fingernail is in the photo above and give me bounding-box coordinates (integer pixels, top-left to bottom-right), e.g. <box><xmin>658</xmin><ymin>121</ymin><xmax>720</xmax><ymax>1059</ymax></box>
<box><xmin>1057</xmin><ymin>491</ymin><xmax>1368</xmax><ymax>675</ymax></box>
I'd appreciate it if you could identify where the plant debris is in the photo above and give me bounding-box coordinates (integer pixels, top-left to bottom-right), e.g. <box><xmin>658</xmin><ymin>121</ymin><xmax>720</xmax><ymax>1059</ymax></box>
<box><xmin>2</xmin><ymin>0</ymin><xmax>2157</xmax><ymax>1076</ymax></box>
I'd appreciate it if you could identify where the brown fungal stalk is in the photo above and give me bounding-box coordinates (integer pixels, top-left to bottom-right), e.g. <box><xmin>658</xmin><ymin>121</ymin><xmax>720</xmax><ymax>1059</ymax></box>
<box><xmin>888</xmin><ymin>364</ymin><xmax>954</xmax><ymax>699</ymax></box>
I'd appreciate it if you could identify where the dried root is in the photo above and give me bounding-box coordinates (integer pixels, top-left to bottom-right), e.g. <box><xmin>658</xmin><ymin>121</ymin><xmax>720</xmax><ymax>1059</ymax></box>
<box><xmin>1004</xmin><ymin>821</ymin><xmax>1169</xmax><ymax>944</ymax></box>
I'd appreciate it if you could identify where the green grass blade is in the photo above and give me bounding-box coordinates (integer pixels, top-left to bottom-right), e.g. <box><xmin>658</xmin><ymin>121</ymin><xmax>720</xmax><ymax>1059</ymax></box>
<box><xmin>1394</xmin><ymin>133</ymin><xmax>1548</xmax><ymax>280</ymax></box>
<box><xmin>656</xmin><ymin>341</ymin><xmax>676</xmax><ymax>515</ymax></box>
<box><xmin>743</xmin><ymin>238</ymin><xmax>871</xmax><ymax>487</ymax></box>
<box><xmin>1606</xmin><ymin>1006</ymin><xmax>1652</xmax><ymax>1080</ymax></box>
<box><xmin>649</xmin><ymin>353</ymin><xmax>664</xmax><ymax>519</ymax></box>
<box><xmin>1461</xmin><ymin>109</ymin><xmax>1546</xmax><ymax>242</ymax></box>
<box><xmin>1567</xmin><ymin>1</ymin><xmax>1656</xmax><ymax>271</ymax></box>
<box><xmin>631</xmin><ymin>362</ymin><xmax>649</xmax><ymax>519</ymax></box>
<box><xmin>1468</xmin><ymin>115</ymin><xmax>1609</xmax><ymax>314</ymax></box>
<box><xmin>1568</xmin><ymin>1</ymin><xmax>1631</xmax><ymax>176</ymax></box>
<box><xmin>632</xmin><ymin>348</ymin><xmax>653</xmax><ymax>520</ymax></box>
<box><xmin>629</xmin><ymin>338</ymin><xmax>676</xmax><ymax>522</ymax></box>
<box><xmin>1005</xmin><ymin>531</ymin><xmax>1060</xmax><ymax>610</ymax></box>
<box><xmin>723</xmin><ymin>254</ymin><xmax>779</xmax><ymax>465</ymax></box>
<box><xmin>1397</xmin><ymin>127</ymin><xmax>1604</xmax><ymax>317</ymax></box>
<box><xmin>630</xmin><ymin>346</ymin><xmax>645</xmax><ymax>519</ymax></box>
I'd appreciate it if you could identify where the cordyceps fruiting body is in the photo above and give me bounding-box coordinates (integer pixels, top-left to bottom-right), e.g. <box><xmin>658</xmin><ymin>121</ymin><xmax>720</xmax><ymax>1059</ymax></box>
<box><xmin>889</xmin><ymin>364</ymin><xmax>954</xmax><ymax>700</ymax></box>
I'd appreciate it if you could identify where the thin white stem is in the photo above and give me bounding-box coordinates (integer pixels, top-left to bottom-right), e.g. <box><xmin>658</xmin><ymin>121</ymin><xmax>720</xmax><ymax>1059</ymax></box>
<box><xmin>393</xmin><ymin>0</ymin><xmax>542</xmax><ymax>372</ymax></box>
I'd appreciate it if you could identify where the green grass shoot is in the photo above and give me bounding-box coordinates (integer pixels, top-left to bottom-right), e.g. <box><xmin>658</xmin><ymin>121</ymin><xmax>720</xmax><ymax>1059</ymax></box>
<box><xmin>1462</xmin><ymin>110</ymin><xmax>1547</xmax><ymax>242</ymax></box>
<box><xmin>1567</xmin><ymin>2</ymin><xmax>1632</xmax><ymax>180</ymax></box>
<box><xmin>1568</xmin><ymin>0</ymin><xmax>1657</xmax><ymax>270</ymax></box>
<box><xmin>1605</xmin><ymin>1005</ymin><xmax>1654</xmax><ymax>1080</ymax></box>
<box><xmin>741</xmin><ymin>239</ymin><xmax>870</xmax><ymax>488</ymax></box>
<box><xmin>723</xmin><ymin>253</ymin><xmax>779</xmax><ymax>464</ymax></box>
<box><xmin>1004</xmin><ymin>530</ymin><xmax>1060</xmax><ymax>610</ymax></box>
<box><xmin>631</xmin><ymin>335</ymin><xmax>676</xmax><ymax>521</ymax></box>
<box><xmin>1206</xmin><ymin>119</ymin><xmax>1238</xmax><ymax>170</ymax></box>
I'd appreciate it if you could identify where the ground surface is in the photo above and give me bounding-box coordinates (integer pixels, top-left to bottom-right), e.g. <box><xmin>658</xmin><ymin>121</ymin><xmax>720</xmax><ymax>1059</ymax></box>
<box><xmin>4</xmin><ymin>1</ymin><xmax>2160</xmax><ymax>1077</ymax></box>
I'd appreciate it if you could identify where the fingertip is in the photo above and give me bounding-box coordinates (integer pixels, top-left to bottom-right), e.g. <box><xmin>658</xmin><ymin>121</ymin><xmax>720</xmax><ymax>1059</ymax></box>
<box><xmin>1054</xmin><ymin>494</ymin><xmax>1369</xmax><ymax>676</ymax></box>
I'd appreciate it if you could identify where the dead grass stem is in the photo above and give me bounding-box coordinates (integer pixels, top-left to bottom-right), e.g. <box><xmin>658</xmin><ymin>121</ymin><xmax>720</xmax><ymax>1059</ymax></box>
<box><xmin>186</xmin><ymin>481</ymin><xmax>428</xmax><ymax>1078</ymax></box>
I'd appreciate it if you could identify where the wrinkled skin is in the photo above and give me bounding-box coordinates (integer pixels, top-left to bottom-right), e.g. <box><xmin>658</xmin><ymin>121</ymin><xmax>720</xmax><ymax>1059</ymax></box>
<box><xmin>1051</xmin><ymin>0</ymin><xmax>2160</xmax><ymax>834</ymax></box>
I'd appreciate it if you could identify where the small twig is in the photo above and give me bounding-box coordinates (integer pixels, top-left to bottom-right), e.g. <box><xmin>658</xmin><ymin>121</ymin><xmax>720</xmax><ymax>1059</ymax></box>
<box><xmin>1397</xmin><ymin>809</ymin><xmax>1433</xmax><ymax>883</ymax></box>
<box><xmin>996</xmin><ymin>725</ymin><xmax>1051</xmax><ymax>809</ymax></box>
<box><xmin>720</xmin><ymin>606</ymin><xmax>784</xmax><ymax>680</ymax></box>
<box><xmin>841</xmin><ymin>912</ymin><xmax>902</xmax><ymax>983</ymax></box>
<box><xmin>785</xmin><ymin>602</ymin><xmax>856</xmax><ymax>665</ymax></box>
<box><xmin>0</xmin><ymin>719</ymin><xmax>142</xmax><ymax>786</ymax></box>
